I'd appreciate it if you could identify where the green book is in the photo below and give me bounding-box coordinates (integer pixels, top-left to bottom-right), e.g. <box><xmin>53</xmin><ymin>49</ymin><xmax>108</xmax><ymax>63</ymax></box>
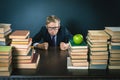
<box><xmin>0</xmin><ymin>46</ymin><xmax>12</xmax><ymax>55</ymax></box>
<box><xmin>69</xmin><ymin>39</ymin><xmax>88</xmax><ymax>49</ymax></box>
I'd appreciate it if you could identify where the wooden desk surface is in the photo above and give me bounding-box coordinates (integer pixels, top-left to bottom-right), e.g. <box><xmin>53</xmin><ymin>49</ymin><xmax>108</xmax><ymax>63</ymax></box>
<box><xmin>10</xmin><ymin>47</ymin><xmax>120</xmax><ymax>79</ymax></box>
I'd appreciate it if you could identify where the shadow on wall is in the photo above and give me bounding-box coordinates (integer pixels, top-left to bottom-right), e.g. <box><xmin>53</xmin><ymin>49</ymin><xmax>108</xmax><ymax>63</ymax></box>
<box><xmin>66</xmin><ymin>19</ymin><xmax>93</xmax><ymax>41</ymax></box>
<box><xmin>66</xmin><ymin>19</ymin><xmax>83</xmax><ymax>35</ymax></box>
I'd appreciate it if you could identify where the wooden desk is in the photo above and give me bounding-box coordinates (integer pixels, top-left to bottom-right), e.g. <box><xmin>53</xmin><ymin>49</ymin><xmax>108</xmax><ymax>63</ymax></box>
<box><xmin>1</xmin><ymin>47</ymin><xmax>120</xmax><ymax>79</ymax></box>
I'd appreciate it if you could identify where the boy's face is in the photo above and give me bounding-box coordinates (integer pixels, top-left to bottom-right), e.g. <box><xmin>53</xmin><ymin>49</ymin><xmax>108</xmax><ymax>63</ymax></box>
<box><xmin>46</xmin><ymin>21</ymin><xmax>60</xmax><ymax>36</ymax></box>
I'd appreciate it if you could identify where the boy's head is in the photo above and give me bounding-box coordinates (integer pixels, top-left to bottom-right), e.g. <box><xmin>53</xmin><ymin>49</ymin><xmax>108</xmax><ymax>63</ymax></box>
<box><xmin>46</xmin><ymin>15</ymin><xmax>60</xmax><ymax>36</ymax></box>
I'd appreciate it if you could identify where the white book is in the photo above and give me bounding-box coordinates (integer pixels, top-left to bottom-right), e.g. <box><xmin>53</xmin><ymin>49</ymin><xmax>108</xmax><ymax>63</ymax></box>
<box><xmin>67</xmin><ymin>57</ymin><xmax>88</xmax><ymax>69</ymax></box>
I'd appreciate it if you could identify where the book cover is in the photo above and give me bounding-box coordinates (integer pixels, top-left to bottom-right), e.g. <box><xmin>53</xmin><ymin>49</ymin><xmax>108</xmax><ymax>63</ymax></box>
<box><xmin>89</xmin><ymin>64</ymin><xmax>107</xmax><ymax>69</ymax></box>
<box><xmin>0</xmin><ymin>46</ymin><xmax>12</xmax><ymax>55</ymax></box>
<box><xmin>9</xmin><ymin>30</ymin><xmax>30</xmax><ymax>39</ymax></box>
<box><xmin>69</xmin><ymin>40</ymin><xmax>88</xmax><ymax>49</ymax></box>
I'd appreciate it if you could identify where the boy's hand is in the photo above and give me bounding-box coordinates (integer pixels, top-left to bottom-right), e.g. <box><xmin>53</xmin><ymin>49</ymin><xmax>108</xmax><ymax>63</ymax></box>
<box><xmin>37</xmin><ymin>42</ymin><xmax>48</xmax><ymax>50</ymax></box>
<box><xmin>60</xmin><ymin>42</ymin><xmax>69</xmax><ymax>50</ymax></box>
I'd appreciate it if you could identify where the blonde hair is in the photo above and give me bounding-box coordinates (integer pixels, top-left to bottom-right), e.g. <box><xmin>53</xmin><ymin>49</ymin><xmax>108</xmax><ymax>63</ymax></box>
<box><xmin>46</xmin><ymin>15</ymin><xmax>60</xmax><ymax>25</ymax></box>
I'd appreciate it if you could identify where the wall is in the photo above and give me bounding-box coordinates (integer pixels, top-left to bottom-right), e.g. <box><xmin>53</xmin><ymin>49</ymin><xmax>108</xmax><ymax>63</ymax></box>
<box><xmin>0</xmin><ymin>0</ymin><xmax>120</xmax><ymax>40</ymax></box>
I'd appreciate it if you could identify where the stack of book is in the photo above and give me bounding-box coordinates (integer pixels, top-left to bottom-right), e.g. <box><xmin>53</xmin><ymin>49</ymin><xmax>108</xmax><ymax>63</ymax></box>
<box><xmin>0</xmin><ymin>46</ymin><xmax>12</xmax><ymax>76</ymax></box>
<box><xmin>0</xmin><ymin>23</ymin><xmax>12</xmax><ymax>46</ymax></box>
<box><xmin>87</xmin><ymin>30</ymin><xmax>110</xmax><ymax>69</ymax></box>
<box><xmin>105</xmin><ymin>27</ymin><xmax>120</xmax><ymax>69</ymax></box>
<box><xmin>9</xmin><ymin>30</ymin><xmax>40</xmax><ymax>69</ymax></box>
<box><xmin>67</xmin><ymin>39</ymin><xmax>88</xmax><ymax>69</ymax></box>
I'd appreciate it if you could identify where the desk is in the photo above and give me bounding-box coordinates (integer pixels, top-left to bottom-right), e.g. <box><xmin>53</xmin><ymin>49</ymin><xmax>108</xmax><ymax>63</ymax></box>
<box><xmin>1</xmin><ymin>47</ymin><xmax>120</xmax><ymax>79</ymax></box>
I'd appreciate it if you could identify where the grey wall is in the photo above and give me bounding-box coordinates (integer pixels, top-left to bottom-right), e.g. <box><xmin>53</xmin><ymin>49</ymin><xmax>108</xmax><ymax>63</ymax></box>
<box><xmin>0</xmin><ymin>0</ymin><xmax>120</xmax><ymax>40</ymax></box>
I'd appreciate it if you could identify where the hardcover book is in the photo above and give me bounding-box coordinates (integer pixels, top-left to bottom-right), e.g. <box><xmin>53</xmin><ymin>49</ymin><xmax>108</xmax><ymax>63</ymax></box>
<box><xmin>67</xmin><ymin>57</ymin><xmax>88</xmax><ymax>69</ymax></box>
<box><xmin>0</xmin><ymin>23</ymin><xmax>11</xmax><ymax>33</ymax></box>
<box><xmin>9</xmin><ymin>30</ymin><xmax>30</xmax><ymax>39</ymax></box>
<box><xmin>88</xmin><ymin>30</ymin><xmax>110</xmax><ymax>40</ymax></box>
<box><xmin>13</xmin><ymin>53</ymin><xmax>40</xmax><ymax>69</ymax></box>
<box><xmin>69</xmin><ymin>40</ymin><xmax>88</xmax><ymax>49</ymax></box>
<box><xmin>0</xmin><ymin>46</ymin><xmax>12</xmax><ymax>55</ymax></box>
<box><xmin>105</xmin><ymin>27</ymin><xmax>120</xmax><ymax>36</ymax></box>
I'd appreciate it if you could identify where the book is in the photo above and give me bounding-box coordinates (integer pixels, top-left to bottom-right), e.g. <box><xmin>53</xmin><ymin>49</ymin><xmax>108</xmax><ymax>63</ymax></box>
<box><xmin>89</xmin><ymin>64</ymin><xmax>107</xmax><ymax>69</ymax></box>
<box><xmin>71</xmin><ymin>59</ymin><xmax>87</xmax><ymax>63</ymax></box>
<box><xmin>13</xmin><ymin>47</ymin><xmax>33</xmax><ymax>59</ymax></box>
<box><xmin>0</xmin><ymin>39</ymin><xmax>11</xmax><ymax>46</ymax></box>
<box><xmin>0</xmin><ymin>60</ymin><xmax>11</xmax><ymax>67</ymax></box>
<box><xmin>11</xmin><ymin>38</ymin><xmax>32</xmax><ymax>45</ymax></box>
<box><xmin>67</xmin><ymin>57</ymin><xmax>88</xmax><ymax>69</ymax></box>
<box><xmin>0</xmin><ymin>23</ymin><xmax>11</xmax><ymax>33</ymax></box>
<box><xmin>108</xmin><ymin>65</ymin><xmax>120</xmax><ymax>69</ymax></box>
<box><xmin>90</xmin><ymin>60</ymin><xmax>108</xmax><ymax>65</ymax></box>
<box><xmin>9</xmin><ymin>30</ymin><xmax>30</xmax><ymax>39</ymax></box>
<box><xmin>86</xmin><ymin>36</ymin><xmax>107</xmax><ymax>42</ymax></box>
<box><xmin>87</xmin><ymin>40</ymin><xmax>108</xmax><ymax>48</ymax></box>
<box><xmin>110</xmin><ymin>49</ymin><xmax>120</xmax><ymax>53</ymax></box>
<box><xmin>0</xmin><ymin>53</ymin><xmax>11</xmax><ymax>59</ymax></box>
<box><xmin>72</xmin><ymin>62</ymin><xmax>88</xmax><ymax>67</ymax></box>
<box><xmin>12</xmin><ymin>38</ymin><xmax>29</xmax><ymax>42</ymax></box>
<box><xmin>90</xmin><ymin>55</ymin><xmax>108</xmax><ymax>60</ymax></box>
<box><xmin>111</xmin><ymin>39</ymin><xmax>120</xmax><ymax>43</ymax></box>
<box><xmin>0</xmin><ymin>46</ymin><xmax>12</xmax><ymax>55</ymax></box>
<box><xmin>13</xmin><ymin>53</ymin><xmax>40</xmax><ymax>69</ymax></box>
<box><xmin>69</xmin><ymin>40</ymin><xmax>88</xmax><ymax>49</ymax></box>
<box><xmin>0</xmin><ymin>29</ymin><xmax>12</xmax><ymax>38</ymax></box>
<box><xmin>69</xmin><ymin>48</ymin><xmax>88</xmax><ymax>53</ymax></box>
<box><xmin>109</xmin><ymin>45</ymin><xmax>120</xmax><ymax>50</ymax></box>
<box><xmin>11</xmin><ymin>38</ymin><xmax>32</xmax><ymax>49</ymax></box>
<box><xmin>0</xmin><ymin>57</ymin><xmax>12</xmax><ymax>63</ymax></box>
<box><xmin>110</xmin><ymin>53</ymin><xmax>120</xmax><ymax>58</ymax></box>
<box><xmin>70</xmin><ymin>55</ymin><xmax>87</xmax><ymax>60</ymax></box>
<box><xmin>90</xmin><ymin>47</ymin><xmax>107</xmax><ymax>51</ymax></box>
<box><xmin>88</xmin><ymin>30</ymin><xmax>110</xmax><ymax>40</ymax></box>
<box><xmin>12</xmin><ymin>46</ymin><xmax>31</xmax><ymax>55</ymax></box>
<box><xmin>69</xmin><ymin>52</ymin><xmax>87</xmax><ymax>56</ymax></box>
<box><xmin>0</xmin><ymin>69</ymin><xmax>12</xmax><ymax>76</ymax></box>
<box><xmin>0</xmin><ymin>64</ymin><xmax>12</xmax><ymax>71</ymax></box>
<box><xmin>90</xmin><ymin>51</ymin><xmax>108</xmax><ymax>56</ymax></box>
<box><xmin>110</xmin><ymin>42</ymin><xmax>120</xmax><ymax>46</ymax></box>
<box><xmin>110</xmin><ymin>57</ymin><xmax>120</xmax><ymax>60</ymax></box>
<box><xmin>109</xmin><ymin>60</ymin><xmax>120</xmax><ymax>65</ymax></box>
<box><xmin>105</xmin><ymin>27</ymin><xmax>120</xmax><ymax>36</ymax></box>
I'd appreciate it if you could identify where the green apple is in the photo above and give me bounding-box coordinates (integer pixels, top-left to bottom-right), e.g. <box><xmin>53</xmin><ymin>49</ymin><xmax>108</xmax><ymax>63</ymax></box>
<box><xmin>73</xmin><ymin>34</ymin><xmax>83</xmax><ymax>44</ymax></box>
